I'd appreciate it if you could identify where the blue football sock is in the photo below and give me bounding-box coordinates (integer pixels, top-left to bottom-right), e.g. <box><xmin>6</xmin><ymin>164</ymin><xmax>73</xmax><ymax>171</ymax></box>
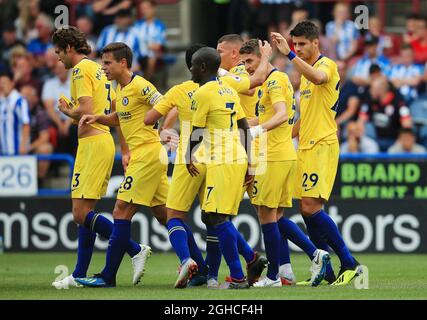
<box><xmin>101</xmin><ymin>219</ymin><xmax>131</xmax><ymax>284</ymax></box>
<box><xmin>305</xmin><ymin>210</ymin><xmax>355</xmax><ymax>268</ymax></box>
<box><xmin>279</xmin><ymin>236</ymin><xmax>291</xmax><ymax>265</ymax></box>
<box><xmin>277</xmin><ymin>217</ymin><xmax>317</xmax><ymax>259</ymax></box>
<box><xmin>262</xmin><ymin>223</ymin><xmax>281</xmax><ymax>281</ymax></box>
<box><xmin>215</xmin><ymin>221</ymin><xmax>244</xmax><ymax>280</ymax></box>
<box><xmin>236</xmin><ymin>230</ymin><xmax>255</xmax><ymax>263</ymax></box>
<box><xmin>72</xmin><ymin>225</ymin><xmax>96</xmax><ymax>278</ymax></box>
<box><xmin>303</xmin><ymin>215</ymin><xmax>335</xmax><ymax>278</ymax></box>
<box><xmin>84</xmin><ymin>211</ymin><xmax>140</xmax><ymax>257</ymax></box>
<box><xmin>206</xmin><ymin>226</ymin><xmax>221</xmax><ymax>279</ymax></box>
<box><xmin>183</xmin><ymin>223</ymin><xmax>208</xmax><ymax>273</ymax></box>
<box><xmin>167</xmin><ymin>218</ymin><xmax>190</xmax><ymax>264</ymax></box>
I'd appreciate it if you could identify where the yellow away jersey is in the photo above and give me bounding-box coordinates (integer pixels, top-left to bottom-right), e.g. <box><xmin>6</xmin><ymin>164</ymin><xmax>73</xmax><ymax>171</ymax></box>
<box><xmin>258</xmin><ymin>69</ymin><xmax>296</xmax><ymax>161</ymax></box>
<box><xmin>71</xmin><ymin>58</ymin><xmax>116</xmax><ymax>133</ymax></box>
<box><xmin>191</xmin><ymin>78</ymin><xmax>247</xmax><ymax>164</ymax></box>
<box><xmin>154</xmin><ymin>80</ymin><xmax>199</xmax><ymax>164</ymax></box>
<box><xmin>299</xmin><ymin>55</ymin><xmax>340</xmax><ymax>149</ymax></box>
<box><xmin>116</xmin><ymin>74</ymin><xmax>163</xmax><ymax>151</ymax></box>
<box><xmin>230</xmin><ymin>64</ymin><xmax>259</xmax><ymax>120</ymax></box>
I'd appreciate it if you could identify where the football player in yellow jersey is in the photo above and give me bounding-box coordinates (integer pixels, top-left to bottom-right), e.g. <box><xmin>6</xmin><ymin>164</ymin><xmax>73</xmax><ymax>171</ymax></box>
<box><xmin>74</xmin><ymin>43</ymin><xmax>169</xmax><ymax>288</ymax></box>
<box><xmin>186</xmin><ymin>47</ymin><xmax>263</xmax><ymax>289</ymax></box>
<box><xmin>51</xmin><ymin>28</ymin><xmax>147</xmax><ymax>289</ymax></box>
<box><xmin>217</xmin><ymin>34</ymin><xmax>260</xmax><ymax>121</ymax></box>
<box><xmin>240</xmin><ymin>39</ymin><xmax>331</xmax><ymax>288</ymax></box>
<box><xmin>272</xmin><ymin>21</ymin><xmax>361</xmax><ymax>286</ymax></box>
<box><xmin>144</xmin><ymin>43</ymin><xmax>270</xmax><ymax>288</ymax></box>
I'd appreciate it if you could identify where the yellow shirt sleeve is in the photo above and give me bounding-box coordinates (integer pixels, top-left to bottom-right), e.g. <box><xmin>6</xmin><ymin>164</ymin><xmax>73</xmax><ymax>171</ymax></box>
<box><xmin>140</xmin><ymin>82</ymin><xmax>163</xmax><ymax>107</ymax></box>
<box><xmin>73</xmin><ymin>68</ymin><xmax>93</xmax><ymax>99</ymax></box>
<box><xmin>317</xmin><ymin>59</ymin><xmax>333</xmax><ymax>83</ymax></box>
<box><xmin>267</xmin><ymin>77</ymin><xmax>287</xmax><ymax>105</ymax></box>
<box><xmin>222</xmin><ymin>75</ymin><xmax>250</xmax><ymax>94</ymax></box>
<box><xmin>154</xmin><ymin>91</ymin><xmax>175</xmax><ymax>115</ymax></box>
<box><xmin>191</xmin><ymin>92</ymin><xmax>209</xmax><ymax>128</ymax></box>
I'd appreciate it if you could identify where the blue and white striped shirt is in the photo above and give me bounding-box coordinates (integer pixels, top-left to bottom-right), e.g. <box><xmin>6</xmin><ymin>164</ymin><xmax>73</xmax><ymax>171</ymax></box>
<box><xmin>96</xmin><ymin>25</ymin><xmax>141</xmax><ymax>65</ymax></box>
<box><xmin>351</xmin><ymin>55</ymin><xmax>392</xmax><ymax>80</ymax></box>
<box><xmin>0</xmin><ymin>90</ymin><xmax>30</xmax><ymax>155</ymax></box>
<box><xmin>389</xmin><ymin>63</ymin><xmax>425</xmax><ymax>102</ymax></box>
<box><xmin>326</xmin><ymin>20</ymin><xmax>360</xmax><ymax>60</ymax></box>
<box><xmin>132</xmin><ymin>18</ymin><xmax>166</xmax><ymax>58</ymax></box>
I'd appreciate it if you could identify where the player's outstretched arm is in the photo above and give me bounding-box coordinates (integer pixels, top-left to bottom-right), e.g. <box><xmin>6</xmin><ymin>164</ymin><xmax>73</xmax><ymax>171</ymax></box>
<box><xmin>237</xmin><ymin>117</ymin><xmax>254</xmax><ymax>186</ymax></box>
<box><xmin>144</xmin><ymin>109</ymin><xmax>163</xmax><ymax>126</ymax></box>
<box><xmin>79</xmin><ymin>112</ymin><xmax>120</xmax><ymax>129</ymax></box>
<box><xmin>185</xmin><ymin>126</ymin><xmax>203</xmax><ymax>176</ymax></box>
<box><xmin>248</xmin><ymin>40</ymin><xmax>272</xmax><ymax>89</ymax></box>
<box><xmin>162</xmin><ymin>107</ymin><xmax>179</xmax><ymax>130</ymax></box>
<box><xmin>292</xmin><ymin>118</ymin><xmax>300</xmax><ymax>138</ymax></box>
<box><xmin>271</xmin><ymin>32</ymin><xmax>328</xmax><ymax>85</ymax></box>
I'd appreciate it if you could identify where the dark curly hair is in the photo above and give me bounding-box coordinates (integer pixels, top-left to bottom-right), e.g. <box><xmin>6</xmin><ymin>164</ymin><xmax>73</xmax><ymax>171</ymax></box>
<box><xmin>239</xmin><ymin>39</ymin><xmax>261</xmax><ymax>57</ymax></box>
<box><xmin>52</xmin><ymin>26</ymin><xmax>91</xmax><ymax>55</ymax></box>
<box><xmin>290</xmin><ymin>21</ymin><xmax>319</xmax><ymax>40</ymax></box>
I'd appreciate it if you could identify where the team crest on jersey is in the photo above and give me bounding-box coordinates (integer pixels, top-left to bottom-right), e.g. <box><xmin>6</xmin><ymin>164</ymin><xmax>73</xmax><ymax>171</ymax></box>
<box><xmin>267</xmin><ymin>80</ymin><xmax>277</xmax><ymax>87</ymax></box>
<box><xmin>258</xmin><ymin>104</ymin><xmax>265</xmax><ymax>114</ymax></box>
<box><xmin>142</xmin><ymin>86</ymin><xmax>151</xmax><ymax>95</ymax></box>
<box><xmin>73</xmin><ymin>68</ymin><xmax>80</xmax><ymax>76</ymax></box>
<box><xmin>258</xmin><ymin>89</ymin><xmax>263</xmax><ymax>99</ymax></box>
<box><xmin>122</xmin><ymin>97</ymin><xmax>129</xmax><ymax>106</ymax></box>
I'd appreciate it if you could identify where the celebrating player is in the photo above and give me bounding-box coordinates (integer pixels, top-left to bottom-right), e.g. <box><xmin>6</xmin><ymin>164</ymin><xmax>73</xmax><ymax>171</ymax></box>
<box><xmin>144</xmin><ymin>43</ymin><xmax>270</xmax><ymax>288</ymax></box>
<box><xmin>272</xmin><ymin>21</ymin><xmax>361</xmax><ymax>286</ymax></box>
<box><xmin>186</xmin><ymin>47</ymin><xmax>256</xmax><ymax>289</ymax></box>
<box><xmin>75</xmin><ymin>42</ymin><xmax>169</xmax><ymax>287</ymax></box>
<box><xmin>240</xmin><ymin>39</ymin><xmax>331</xmax><ymax>287</ymax></box>
<box><xmin>51</xmin><ymin>28</ymin><xmax>148</xmax><ymax>289</ymax></box>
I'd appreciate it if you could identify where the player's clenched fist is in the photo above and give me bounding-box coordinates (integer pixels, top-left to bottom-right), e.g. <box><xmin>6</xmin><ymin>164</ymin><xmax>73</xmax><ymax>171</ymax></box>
<box><xmin>271</xmin><ymin>32</ymin><xmax>291</xmax><ymax>55</ymax></box>
<box><xmin>79</xmin><ymin>114</ymin><xmax>99</xmax><ymax>129</ymax></box>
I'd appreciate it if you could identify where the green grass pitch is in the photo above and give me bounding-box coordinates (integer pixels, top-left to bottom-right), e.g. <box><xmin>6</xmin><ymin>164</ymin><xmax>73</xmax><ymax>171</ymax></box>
<box><xmin>1</xmin><ymin>253</ymin><xmax>426</xmax><ymax>300</ymax></box>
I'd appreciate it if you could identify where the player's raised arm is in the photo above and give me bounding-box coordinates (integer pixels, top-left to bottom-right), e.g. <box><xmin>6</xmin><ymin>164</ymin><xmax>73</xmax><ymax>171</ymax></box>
<box><xmin>271</xmin><ymin>32</ymin><xmax>329</xmax><ymax>85</ymax></box>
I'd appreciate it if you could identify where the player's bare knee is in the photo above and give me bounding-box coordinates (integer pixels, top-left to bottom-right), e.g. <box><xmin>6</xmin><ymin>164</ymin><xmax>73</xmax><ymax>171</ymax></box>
<box><xmin>257</xmin><ymin>206</ymin><xmax>276</xmax><ymax>224</ymax></box>
<box><xmin>113</xmin><ymin>200</ymin><xmax>135</xmax><ymax>220</ymax></box>
<box><xmin>151</xmin><ymin>205</ymin><xmax>167</xmax><ymax>225</ymax></box>
<box><xmin>166</xmin><ymin>209</ymin><xmax>186</xmax><ymax>223</ymax></box>
<box><xmin>204</xmin><ymin>212</ymin><xmax>228</xmax><ymax>226</ymax></box>
<box><xmin>300</xmin><ymin>198</ymin><xmax>322</xmax><ymax>217</ymax></box>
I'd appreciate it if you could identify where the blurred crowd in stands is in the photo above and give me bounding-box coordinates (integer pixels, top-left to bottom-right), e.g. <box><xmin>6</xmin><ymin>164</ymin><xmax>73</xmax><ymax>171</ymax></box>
<box><xmin>0</xmin><ymin>0</ymin><xmax>426</xmax><ymax>185</ymax></box>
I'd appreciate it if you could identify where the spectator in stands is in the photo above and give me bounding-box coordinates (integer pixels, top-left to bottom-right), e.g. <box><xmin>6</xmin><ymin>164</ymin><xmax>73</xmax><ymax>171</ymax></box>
<box><xmin>92</xmin><ymin>0</ymin><xmax>132</xmax><ymax>34</ymax></box>
<box><xmin>403</xmin><ymin>13</ymin><xmax>421</xmax><ymax>45</ymax></box>
<box><xmin>0</xmin><ymin>71</ymin><xmax>30</xmax><ymax>155</ymax></box>
<box><xmin>256</xmin><ymin>0</ymin><xmax>298</xmax><ymax>41</ymax></box>
<box><xmin>350</xmin><ymin>34</ymin><xmax>391</xmax><ymax>87</ymax></box>
<box><xmin>27</xmin><ymin>13</ymin><xmax>53</xmax><ymax>61</ymax></box>
<box><xmin>388</xmin><ymin>128</ymin><xmax>427</xmax><ymax>154</ymax></box>
<box><xmin>364</xmin><ymin>16</ymin><xmax>397</xmax><ymax>57</ymax></box>
<box><xmin>96</xmin><ymin>9</ymin><xmax>140</xmax><ymax>70</ymax></box>
<box><xmin>12</xmin><ymin>54</ymin><xmax>42</xmax><ymax>94</ymax></box>
<box><xmin>340</xmin><ymin>121</ymin><xmax>379</xmax><ymax>154</ymax></box>
<box><xmin>38</xmin><ymin>47</ymin><xmax>59</xmax><ymax>82</ymax></box>
<box><xmin>20</xmin><ymin>84</ymin><xmax>52</xmax><ymax>182</ymax></box>
<box><xmin>134</xmin><ymin>0</ymin><xmax>167</xmax><ymax>80</ymax></box>
<box><xmin>325</xmin><ymin>2</ymin><xmax>359</xmax><ymax>62</ymax></box>
<box><xmin>312</xmin><ymin>19</ymin><xmax>336</xmax><ymax>61</ymax></box>
<box><xmin>0</xmin><ymin>23</ymin><xmax>25</xmax><ymax>71</ymax></box>
<box><xmin>336</xmin><ymin>61</ymin><xmax>361</xmax><ymax>131</ymax></box>
<box><xmin>389</xmin><ymin>44</ymin><xmax>424</xmax><ymax>103</ymax></box>
<box><xmin>409</xmin><ymin>15</ymin><xmax>427</xmax><ymax>64</ymax></box>
<box><xmin>359</xmin><ymin>76</ymin><xmax>412</xmax><ymax>151</ymax></box>
<box><xmin>41</xmin><ymin>61</ymin><xmax>77</xmax><ymax>157</ymax></box>
<box><xmin>16</xmin><ymin>0</ymin><xmax>40</xmax><ymax>42</ymax></box>
<box><xmin>76</xmin><ymin>16</ymin><xmax>98</xmax><ymax>50</ymax></box>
